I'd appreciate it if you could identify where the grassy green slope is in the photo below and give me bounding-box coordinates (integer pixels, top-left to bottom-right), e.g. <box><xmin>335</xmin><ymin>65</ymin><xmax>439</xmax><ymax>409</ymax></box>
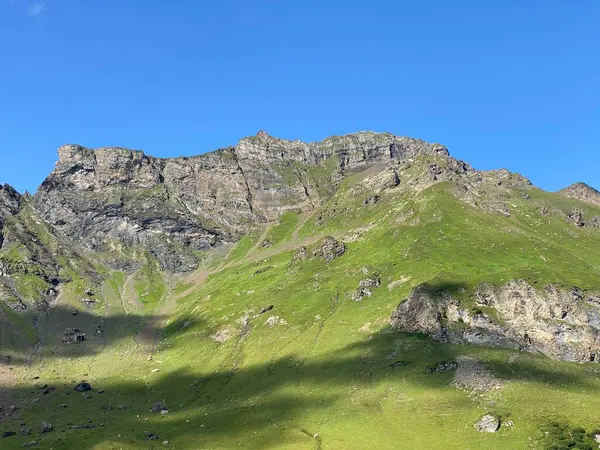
<box><xmin>2</xmin><ymin>168</ymin><xmax>600</xmax><ymax>449</ymax></box>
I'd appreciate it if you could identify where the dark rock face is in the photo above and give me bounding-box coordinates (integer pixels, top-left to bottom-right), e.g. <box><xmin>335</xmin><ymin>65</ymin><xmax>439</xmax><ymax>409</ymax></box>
<box><xmin>391</xmin><ymin>281</ymin><xmax>600</xmax><ymax>362</ymax></box>
<box><xmin>565</xmin><ymin>209</ymin><xmax>585</xmax><ymax>227</ymax></box>
<box><xmin>0</xmin><ymin>183</ymin><xmax>80</xmax><ymax>315</ymax></box>
<box><xmin>0</xmin><ymin>184</ymin><xmax>21</xmax><ymax>251</ymax></box>
<box><xmin>0</xmin><ymin>184</ymin><xmax>21</xmax><ymax>216</ymax></box>
<box><xmin>564</xmin><ymin>208</ymin><xmax>600</xmax><ymax>229</ymax></box>
<box><xmin>31</xmin><ymin>133</ymin><xmax>447</xmax><ymax>272</ymax></box>
<box><xmin>74</xmin><ymin>382</ymin><xmax>92</xmax><ymax>392</ymax></box>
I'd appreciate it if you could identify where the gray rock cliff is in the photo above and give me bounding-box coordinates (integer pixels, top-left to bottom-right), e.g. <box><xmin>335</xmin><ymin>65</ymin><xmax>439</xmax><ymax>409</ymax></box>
<box><xmin>391</xmin><ymin>281</ymin><xmax>600</xmax><ymax>362</ymax></box>
<box><xmin>32</xmin><ymin>132</ymin><xmax>447</xmax><ymax>272</ymax></box>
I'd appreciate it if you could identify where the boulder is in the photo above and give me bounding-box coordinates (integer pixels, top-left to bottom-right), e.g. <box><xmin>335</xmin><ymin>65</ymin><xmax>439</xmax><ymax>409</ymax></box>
<box><xmin>475</xmin><ymin>415</ymin><xmax>500</xmax><ymax>433</ymax></box>
<box><xmin>151</xmin><ymin>401</ymin><xmax>167</xmax><ymax>413</ymax></box>
<box><xmin>74</xmin><ymin>382</ymin><xmax>92</xmax><ymax>392</ymax></box>
<box><xmin>311</xmin><ymin>237</ymin><xmax>345</xmax><ymax>262</ymax></box>
<box><xmin>41</xmin><ymin>422</ymin><xmax>53</xmax><ymax>433</ymax></box>
<box><xmin>69</xmin><ymin>424</ymin><xmax>95</xmax><ymax>430</ymax></box>
<box><xmin>259</xmin><ymin>305</ymin><xmax>274</xmax><ymax>314</ymax></box>
<box><xmin>427</xmin><ymin>361</ymin><xmax>458</xmax><ymax>373</ymax></box>
<box><xmin>565</xmin><ymin>209</ymin><xmax>585</xmax><ymax>227</ymax></box>
<box><xmin>1</xmin><ymin>431</ymin><xmax>16</xmax><ymax>438</ymax></box>
<box><xmin>587</xmin><ymin>216</ymin><xmax>600</xmax><ymax>228</ymax></box>
<box><xmin>351</xmin><ymin>274</ymin><xmax>381</xmax><ymax>301</ymax></box>
<box><xmin>63</xmin><ymin>328</ymin><xmax>86</xmax><ymax>344</ymax></box>
<box><xmin>145</xmin><ymin>431</ymin><xmax>160</xmax><ymax>440</ymax></box>
<box><xmin>80</xmin><ymin>298</ymin><xmax>95</xmax><ymax>306</ymax></box>
<box><xmin>362</xmin><ymin>195</ymin><xmax>379</xmax><ymax>206</ymax></box>
<box><xmin>385</xmin><ymin>170</ymin><xmax>401</xmax><ymax>188</ymax></box>
<box><xmin>265</xmin><ymin>316</ymin><xmax>287</xmax><ymax>327</ymax></box>
<box><xmin>291</xmin><ymin>246</ymin><xmax>308</xmax><ymax>262</ymax></box>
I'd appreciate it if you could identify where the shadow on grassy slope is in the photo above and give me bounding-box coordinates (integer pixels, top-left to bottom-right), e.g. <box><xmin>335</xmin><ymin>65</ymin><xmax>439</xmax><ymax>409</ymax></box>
<box><xmin>0</xmin><ymin>327</ymin><xmax>598</xmax><ymax>448</ymax></box>
<box><xmin>0</xmin><ymin>305</ymin><xmax>207</xmax><ymax>365</ymax></box>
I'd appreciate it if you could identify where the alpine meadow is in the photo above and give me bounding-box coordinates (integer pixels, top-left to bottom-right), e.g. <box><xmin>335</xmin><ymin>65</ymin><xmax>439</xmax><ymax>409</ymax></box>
<box><xmin>1</xmin><ymin>132</ymin><xmax>600</xmax><ymax>449</ymax></box>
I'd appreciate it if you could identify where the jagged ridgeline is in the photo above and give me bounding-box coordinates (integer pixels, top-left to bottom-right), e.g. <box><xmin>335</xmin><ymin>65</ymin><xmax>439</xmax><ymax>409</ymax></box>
<box><xmin>30</xmin><ymin>132</ymin><xmax>448</xmax><ymax>271</ymax></box>
<box><xmin>1</xmin><ymin>131</ymin><xmax>600</xmax><ymax>449</ymax></box>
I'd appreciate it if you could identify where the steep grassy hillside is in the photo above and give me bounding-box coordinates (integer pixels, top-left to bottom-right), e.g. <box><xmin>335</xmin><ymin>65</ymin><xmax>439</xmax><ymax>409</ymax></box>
<box><xmin>1</xmin><ymin>149</ymin><xmax>600</xmax><ymax>449</ymax></box>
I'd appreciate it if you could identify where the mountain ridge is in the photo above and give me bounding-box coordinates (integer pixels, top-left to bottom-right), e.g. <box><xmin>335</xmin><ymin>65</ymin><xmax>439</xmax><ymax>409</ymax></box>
<box><xmin>30</xmin><ymin>131</ymin><xmax>449</xmax><ymax>272</ymax></box>
<box><xmin>1</xmin><ymin>131</ymin><xmax>600</xmax><ymax>449</ymax></box>
<box><xmin>559</xmin><ymin>181</ymin><xmax>600</xmax><ymax>207</ymax></box>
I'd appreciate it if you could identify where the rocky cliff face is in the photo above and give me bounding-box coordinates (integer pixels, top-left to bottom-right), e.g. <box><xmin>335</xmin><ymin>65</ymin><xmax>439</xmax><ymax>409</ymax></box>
<box><xmin>391</xmin><ymin>281</ymin><xmax>600</xmax><ymax>362</ymax></box>
<box><xmin>0</xmin><ymin>184</ymin><xmax>22</xmax><ymax>250</ymax></box>
<box><xmin>32</xmin><ymin>132</ymin><xmax>448</xmax><ymax>272</ymax></box>
<box><xmin>0</xmin><ymin>184</ymin><xmax>68</xmax><ymax>312</ymax></box>
<box><xmin>0</xmin><ymin>184</ymin><xmax>21</xmax><ymax>216</ymax></box>
<box><xmin>4</xmin><ymin>130</ymin><xmax>599</xmax><ymax>362</ymax></box>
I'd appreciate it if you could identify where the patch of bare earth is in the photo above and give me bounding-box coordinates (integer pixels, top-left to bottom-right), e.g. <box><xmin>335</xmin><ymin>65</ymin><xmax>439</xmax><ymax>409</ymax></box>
<box><xmin>387</xmin><ymin>276</ymin><xmax>411</xmax><ymax>291</ymax></box>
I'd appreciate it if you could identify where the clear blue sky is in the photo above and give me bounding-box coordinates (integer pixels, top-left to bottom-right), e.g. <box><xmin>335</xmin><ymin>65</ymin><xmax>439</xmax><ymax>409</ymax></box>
<box><xmin>1</xmin><ymin>1</ymin><xmax>598</xmax><ymax>194</ymax></box>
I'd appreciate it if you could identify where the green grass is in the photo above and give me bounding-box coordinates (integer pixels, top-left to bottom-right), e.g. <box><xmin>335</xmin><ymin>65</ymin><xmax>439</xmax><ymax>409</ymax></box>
<box><xmin>133</xmin><ymin>263</ymin><xmax>166</xmax><ymax>310</ymax></box>
<box><xmin>3</xmin><ymin>160</ymin><xmax>600</xmax><ymax>449</ymax></box>
<box><xmin>264</xmin><ymin>212</ymin><xmax>300</xmax><ymax>246</ymax></box>
<box><xmin>226</xmin><ymin>232</ymin><xmax>260</xmax><ymax>262</ymax></box>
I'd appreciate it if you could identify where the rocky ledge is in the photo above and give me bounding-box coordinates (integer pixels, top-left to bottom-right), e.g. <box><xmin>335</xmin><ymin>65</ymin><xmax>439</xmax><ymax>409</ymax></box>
<box><xmin>391</xmin><ymin>280</ymin><xmax>600</xmax><ymax>362</ymax></box>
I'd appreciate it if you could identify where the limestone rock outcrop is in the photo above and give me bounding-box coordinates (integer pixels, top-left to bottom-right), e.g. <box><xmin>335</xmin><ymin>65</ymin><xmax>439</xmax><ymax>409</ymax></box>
<box><xmin>391</xmin><ymin>280</ymin><xmax>600</xmax><ymax>362</ymax></box>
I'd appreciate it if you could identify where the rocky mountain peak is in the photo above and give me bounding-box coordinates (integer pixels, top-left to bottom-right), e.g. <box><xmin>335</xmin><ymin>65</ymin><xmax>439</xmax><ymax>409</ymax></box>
<box><xmin>0</xmin><ymin>183</ymin><xmax>22</xmax><ymax>215</ymax></box>
<box><xmin>559</xmin><ymin>182</ymin><xmax>600</xmax><ymax>207</ymax></box>
<box><xmin>57</xmin><ymin>143</ymin><xmax>88</xmax><ymax>162</ymax></box>
<box><xmin>29</xmin><ymin>132</ymin><xmax>454</xmax><ymax>272</ymax></box>
<box><xmin>51</xmin><ymin>144</ymin><xmax>160</xmax><ymax>190</ymax></box>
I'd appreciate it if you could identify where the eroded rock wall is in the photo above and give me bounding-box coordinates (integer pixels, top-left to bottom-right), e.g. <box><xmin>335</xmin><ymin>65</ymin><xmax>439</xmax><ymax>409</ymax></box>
<box><xmin>391</xmin><ymin>280</ymin><xmax>600</xmax><ymax>362</ymax></box>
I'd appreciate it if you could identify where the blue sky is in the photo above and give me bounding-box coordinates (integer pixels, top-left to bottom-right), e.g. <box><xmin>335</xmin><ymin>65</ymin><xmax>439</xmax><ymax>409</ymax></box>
<box><xmin>0</xmin><ymin>1</ymin><xmax>598</xmax><ymax>193</ymax></box>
